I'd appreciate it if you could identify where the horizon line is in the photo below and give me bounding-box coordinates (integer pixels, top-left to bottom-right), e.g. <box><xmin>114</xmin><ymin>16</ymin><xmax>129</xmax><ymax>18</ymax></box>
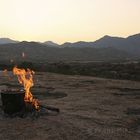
<box><xmin>0</xmin><ymin>32</ymin><xmax>140</xmax><ymax>45</ymax></box>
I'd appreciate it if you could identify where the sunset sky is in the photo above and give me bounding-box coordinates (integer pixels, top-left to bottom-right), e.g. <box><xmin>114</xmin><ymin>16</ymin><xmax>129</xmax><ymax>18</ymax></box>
<box><xmin>0</xmin><ymin>0</ymin><xmax>140</xmax><ymax>44</ymax></box>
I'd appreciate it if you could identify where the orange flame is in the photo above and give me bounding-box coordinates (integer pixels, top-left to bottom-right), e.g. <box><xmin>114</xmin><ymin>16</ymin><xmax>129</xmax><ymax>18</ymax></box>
<box><xmin>13</xmin><ymin>66</ymin><xmax>39</xmax><ymax>110</ymax></box>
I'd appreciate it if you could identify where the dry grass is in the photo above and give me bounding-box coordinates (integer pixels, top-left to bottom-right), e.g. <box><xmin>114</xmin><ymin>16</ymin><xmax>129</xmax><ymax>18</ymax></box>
<box><xmin>0</xmin><ymin>72</ymin><xmax>140</xmax><ymax>140</ymax></box>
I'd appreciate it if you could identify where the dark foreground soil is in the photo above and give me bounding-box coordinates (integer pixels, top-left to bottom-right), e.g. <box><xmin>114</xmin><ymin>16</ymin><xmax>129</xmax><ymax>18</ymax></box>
<box><xmin>0</xmin><ymin>72</ymin><xmax>140</xmax><ymax>140</ymax></box>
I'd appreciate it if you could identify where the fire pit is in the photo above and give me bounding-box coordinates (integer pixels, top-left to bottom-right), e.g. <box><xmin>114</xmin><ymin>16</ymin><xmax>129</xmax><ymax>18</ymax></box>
<box><xmin>0</xmin><ymin>67</ymin><xmax>60</xmax><ymax>118</ymax></box>
<box><xmin>1</xmin><ymin>90</ymin><xmax>25</xmax><ymax>115</ymax></box>
<box><xmin>0</xmin><ymin>90</ymin><xmax>59</xmax><ymax>117</ymax></box>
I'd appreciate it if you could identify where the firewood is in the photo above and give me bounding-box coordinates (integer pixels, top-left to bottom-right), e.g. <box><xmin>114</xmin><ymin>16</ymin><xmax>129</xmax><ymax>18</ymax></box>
<box><xmin>40</xmin><ymin>105</ymin><xmax>60</xmax><ymax>113</ymax></box>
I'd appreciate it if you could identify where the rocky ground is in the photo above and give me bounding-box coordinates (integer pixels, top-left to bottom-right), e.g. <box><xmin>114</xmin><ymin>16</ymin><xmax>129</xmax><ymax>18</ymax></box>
<box><xmin>0</xmin><ymin>71</ymin><xmax>140</xmax><ymax>140</ymax></box>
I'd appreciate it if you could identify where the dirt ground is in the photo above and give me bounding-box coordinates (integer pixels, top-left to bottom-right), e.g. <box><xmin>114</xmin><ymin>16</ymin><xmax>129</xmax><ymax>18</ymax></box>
<box><xmin>0</xmin><ymin>72</ymin><xmax>140</xmax><ymax>140</ymax></box>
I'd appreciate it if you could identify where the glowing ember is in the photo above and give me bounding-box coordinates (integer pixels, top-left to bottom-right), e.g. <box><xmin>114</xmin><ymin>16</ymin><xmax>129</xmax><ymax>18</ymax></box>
<box><xmin>13</xmin><ymin>66</ymin><xmax>39</xmax><ymax>110</ymax></box>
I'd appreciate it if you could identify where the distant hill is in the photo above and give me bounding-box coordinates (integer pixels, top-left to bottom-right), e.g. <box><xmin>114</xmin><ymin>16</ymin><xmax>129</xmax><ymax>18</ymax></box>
<box><xmin>60</xmin><ymin>33</ymin><xmax>140</xmax><ymax>56</ymax></box>
<box><xmin>0</xmin><ymin>38</ymin><xmax>19</xmax><ymax>44</ymax></box>
<box><xmin>1</xmin><ymin>33</ymin><xmax>140</xmax><ymax>50</ymax></box>
<box><xmin>0</xmin><ymin>41</ymin><xmax>133</xmax><ymax>63</ymax></box>
<box><xmin>0</xmin><ymin>33</ymin><xmax>139</xmax><ymax>63</ymax></box>
<box><xmin>44</xmin><ymin>41</ymin><xmax>59</xmax><ymax>47</ymax></box>
<box><xmin>93</xmin><ymin>34</ymin><xmax>140</xmax><ymax>55</ymax></box>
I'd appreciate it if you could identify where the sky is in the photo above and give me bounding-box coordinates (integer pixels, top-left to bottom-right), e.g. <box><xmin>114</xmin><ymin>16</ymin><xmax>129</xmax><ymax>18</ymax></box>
<box><xmin>0</xmin><ymin>0</ymin><xmax>140</xmax><ymax>44</ymax></box>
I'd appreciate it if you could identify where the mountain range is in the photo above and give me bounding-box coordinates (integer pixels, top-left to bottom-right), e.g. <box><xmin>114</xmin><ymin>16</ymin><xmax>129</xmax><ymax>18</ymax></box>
<box><xmin>0</xmin><ymin>33</ymin><xmax>140</xmax><ymax>62</ymax></box>
<box><xmin>0</xmin><ymin>38</ymin><xmax>19</xmax><ymax>44</ymax></box>
<box><xmin>60</xmin><ymin>33</ymin><xmax>140</xmax><ymax>55</ymax></box>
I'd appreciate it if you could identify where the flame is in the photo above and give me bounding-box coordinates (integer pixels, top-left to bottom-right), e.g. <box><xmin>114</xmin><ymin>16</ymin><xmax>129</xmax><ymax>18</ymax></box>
<box><xmin>13</xmin><ymin>66</ymin><xmax>39</xmax><ymax>110</ymax></box>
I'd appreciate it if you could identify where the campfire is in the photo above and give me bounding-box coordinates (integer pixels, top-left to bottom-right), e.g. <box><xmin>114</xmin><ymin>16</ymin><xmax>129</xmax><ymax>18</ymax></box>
<box><xmin>1</xmin><ymin>66</ymin><xmax>59</xmax><ymax>117</ymax></box>
<box><xmin>13</xmin><ymin>66</ymin><xmax>39</xmax><ymax>110</ymax></box>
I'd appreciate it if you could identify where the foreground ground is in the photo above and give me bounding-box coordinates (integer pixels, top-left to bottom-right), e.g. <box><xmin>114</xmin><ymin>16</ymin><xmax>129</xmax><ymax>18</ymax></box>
<box><xmin>0</xmin><ymin>72</ymin><xmax>140</xmax><ymax>140</ymax></box>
